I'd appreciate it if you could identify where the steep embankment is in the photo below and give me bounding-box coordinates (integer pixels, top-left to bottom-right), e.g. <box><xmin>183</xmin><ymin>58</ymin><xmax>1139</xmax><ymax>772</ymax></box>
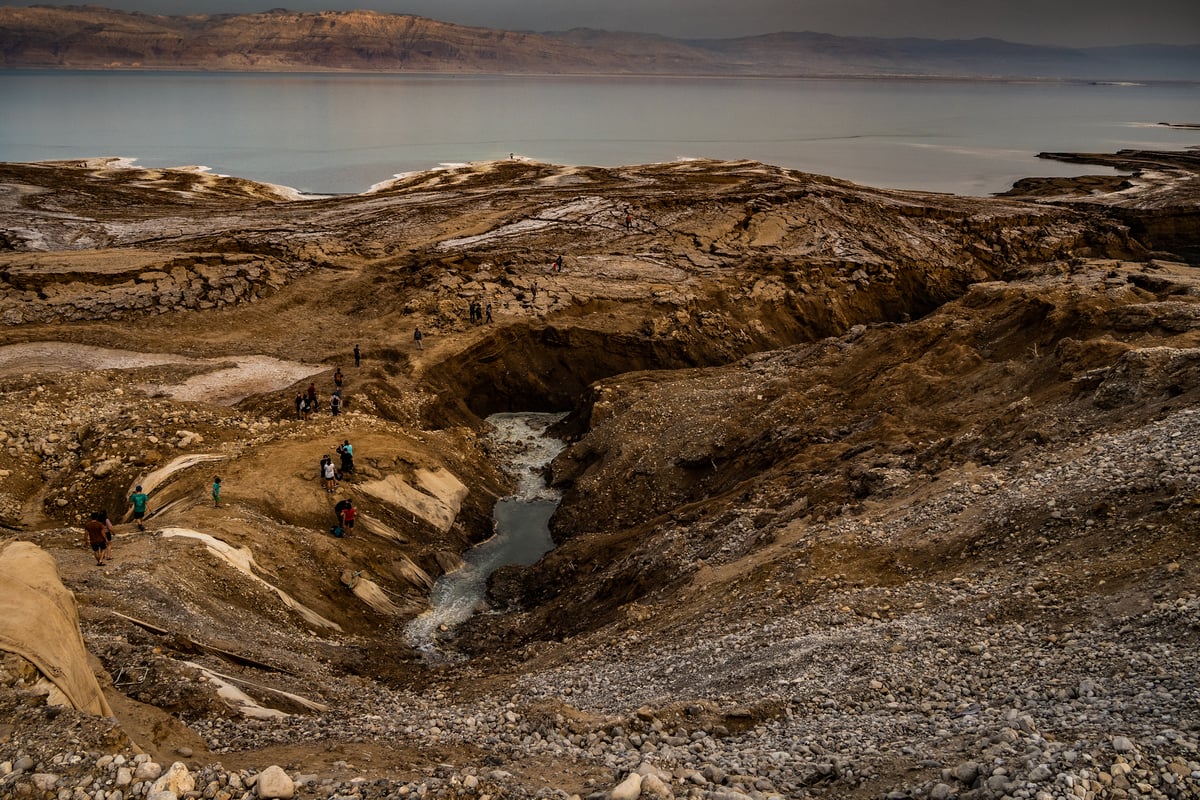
<box><xmin>3</xmin><ymin>6</ymin><xmax>1198</xmax><ymax>80</ymax></box>
<box><xmin>0</xmin><ymin>152</ymin><xmax>1197</xmax><ymax>799</ymax></box>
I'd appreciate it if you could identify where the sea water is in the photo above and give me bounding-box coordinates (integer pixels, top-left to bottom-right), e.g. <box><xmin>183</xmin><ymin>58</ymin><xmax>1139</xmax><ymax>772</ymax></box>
<box><xmin>405</xmin><ymin>412</ymin><xmax>566</xmax><ymax>652</ymax></box>
<box><xmin>1</xmin><ymin>70</ymin><xmax>1196</xmax><ymax>196</ymax></box>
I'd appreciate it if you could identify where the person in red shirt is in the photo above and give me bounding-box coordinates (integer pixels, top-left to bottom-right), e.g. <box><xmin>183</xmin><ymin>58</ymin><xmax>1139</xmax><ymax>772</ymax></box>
<box><xmin>340</xmin><ymin>500</ymin><xmax>356</xmax><ymax>535</ymax></box>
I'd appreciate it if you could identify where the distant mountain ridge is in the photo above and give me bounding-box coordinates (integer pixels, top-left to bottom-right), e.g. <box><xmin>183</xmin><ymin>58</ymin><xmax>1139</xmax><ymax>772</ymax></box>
<box><xmin>1</xmin><ymin>5</ymin><xmax>1197</xmax><ymax>81</ymax></box>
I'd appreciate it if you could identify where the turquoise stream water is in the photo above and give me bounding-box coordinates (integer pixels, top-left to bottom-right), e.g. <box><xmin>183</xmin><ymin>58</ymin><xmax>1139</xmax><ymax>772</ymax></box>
<box><xmin>405</xmin><ymin>412</ymin><xmax>566</xmax><ymax>653</ymax></box>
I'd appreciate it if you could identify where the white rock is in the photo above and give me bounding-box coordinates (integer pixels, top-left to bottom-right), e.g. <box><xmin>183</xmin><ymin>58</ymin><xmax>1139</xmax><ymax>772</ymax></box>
<box><xmin>610</xmin><ymin>772</ymin><xmax>643</xmax><ymax>800</ymax></box>
<box><xmin>30</xmin><ymin>773</ymin><xmax>59</xmax><ymax>792</ymax></box>
<box><xmin>640</xmin><ymin>773</ymin><xmax>672</xmax><ymax>799</ymax></box>
<box><xmin>151</xmin><ymin>762</ymin><xmax>194</xmax><ymax>796</ymax></box>
<box><xmin>134</xmin><ymin>761</ymin><xmax>163</xmax><ymax>781</ymax></box>
<box><xmin>256</xmin><ymin>765</ymin><xmax>295</xmax><ymax>799</ymax></box>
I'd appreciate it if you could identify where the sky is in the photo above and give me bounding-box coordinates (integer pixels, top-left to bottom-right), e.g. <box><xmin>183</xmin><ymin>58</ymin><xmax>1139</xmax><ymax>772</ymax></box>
<box><xmin>8</xmin><ymin>0</ymin><xmax>1199</xmax><ymax>47</ymax></box>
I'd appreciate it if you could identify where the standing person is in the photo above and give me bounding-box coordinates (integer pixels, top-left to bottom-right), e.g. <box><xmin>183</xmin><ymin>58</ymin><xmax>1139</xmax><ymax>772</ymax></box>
<box><xmin>92</xmin><ymin>510</ymin><xmax>114</xmax><ymax>561</ymax></box>
<box><xmin>485</xmin><ymin>302</ymin><xmax>493</xmax><ymax>323</ymax></box>
<box><xmin>307</xmin><ymin>382</ymin><xmax>318</xmax><ymax>409</ymax></box>
<box><xmin>333</xmin><ymin>367</ymin><xmax>344</xmax><ymax>390</ymax></box>
<box><xmin>625</xmin><ymin>210</ymin><xmax>632</xmax><ymax>229</ymax></box>
<box><xmin>330</xmin><ymin>393</ymin><xmax>341</xmax><ymax>416</ymax></box>
<box><xmin>414</xmin><ymin>327</ymin><xmax>423</xmax><ymax>350</ymax></box>
<box><xmin>323</xmin><ymin>458</ymin><xmax>338</xmax><ymax>493</ymax></box>
<box><xmin>340</xmin><ymin>500</ymin><xmax>357</xmax><ymax>535</ymax></box>
<box><xmin>212</xmin><ymin>476</ymin><xmax>222</xmax><ymax>508</ymax></box>
<box><xmin>353</xmin><ymin>343</ymin><xmax>360</xmax><ymax>367</ymax></box>
<box><xmin>84</xmin><ymin>515</ymin><xmax>108</xmax><ymax>566</ymax></box>
<box><xmin>338</xmin><ymin>439</ymin><xmax>354</xmax><ymax>474</ymax></box>
<box><xmin>554</xmin><ymin>254</ymin><xmax>563</xmax><ymax>272</ymax></box>
<box><xmin>531</xmin><ymin>280</ymin><xmax>538</xmax><ymax>301</ymax></box>
<box><xmin>128</xmin><ymin>485</ymin><xmax>149</xmax><ymax>531</ymax></box>
<box><xmin>334</xmin><ymin>497</ymin><xmax>351</xmax><ymax>527</ymax></box>
<box><xmin>294</xmin><ymin>393</ymin><xmax>303</xmax><ymax>420</ymax></box>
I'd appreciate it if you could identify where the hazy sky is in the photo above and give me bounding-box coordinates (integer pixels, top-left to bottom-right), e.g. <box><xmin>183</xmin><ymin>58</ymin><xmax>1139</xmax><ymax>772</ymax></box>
<box><xmin>10</xmin><ymin>0</ymin><xmax>1200</xmax><ymax>46</ymax></box>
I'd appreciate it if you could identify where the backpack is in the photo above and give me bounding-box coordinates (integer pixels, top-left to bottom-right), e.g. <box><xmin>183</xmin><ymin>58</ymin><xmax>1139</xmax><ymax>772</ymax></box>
<box><xmin>330</xmin><ymin>526</ymin><xmax>344</xmax><ymax>538</ymax></box>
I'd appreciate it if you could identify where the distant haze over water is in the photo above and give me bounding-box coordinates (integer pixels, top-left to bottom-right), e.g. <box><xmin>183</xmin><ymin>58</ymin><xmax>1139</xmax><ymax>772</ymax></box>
<box><xmin>1</xmin><ymin>71</ymin><xmax>1196</xmax><ymax>196</ymax></box>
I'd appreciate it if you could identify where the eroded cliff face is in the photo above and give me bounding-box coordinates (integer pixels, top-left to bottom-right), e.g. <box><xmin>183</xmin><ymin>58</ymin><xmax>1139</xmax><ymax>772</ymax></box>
<box><xmin>0</xmin><ymin>152</ymin><xmax>1197</xmax><ymax>798</ymax></box>
<box><xmin>3</xmin><ymin>6</ymin><xmax>1198</xmax><ymax>79</ymax></box>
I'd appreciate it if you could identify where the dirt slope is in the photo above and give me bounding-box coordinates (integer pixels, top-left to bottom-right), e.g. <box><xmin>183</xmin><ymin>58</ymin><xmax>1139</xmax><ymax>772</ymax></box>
<box><xmin>0</xmin><ymin>152</ymin><xmax>1197</xmax><ymax>798</ymax></box>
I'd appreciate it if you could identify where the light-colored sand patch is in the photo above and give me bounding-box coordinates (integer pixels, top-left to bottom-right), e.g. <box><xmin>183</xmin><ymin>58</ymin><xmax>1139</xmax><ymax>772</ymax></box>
<box><xmin>160</xmin><ymin>528</ymin><xmax>342</xmax><ymax>631</ymax></box>
<box><xmin>357</xmin><ymin>468</ymin><xmax>467</xmax><ymax>533</ymax></box>
<box><xmin>143</xmin><ymin>354</ymin><xmax>325</xmax><ymax>405</ymax></box>
<box><xmin>0</xmin><ymin>342</ymin><xmax>324</xmax><ymax>405</ymax></box>
<box><xmin>415</xmin><ymin>467</ymin><xmax>470</xmax><ymax>510</ymax></box>
<box><xmin>355</xmin><ymin>514</ymin><xmax>409</xmax><ymax>544</ymax></box>
<box><xmin>341</xmin><ymin>570</ymin><xmax>423</xmax><ymax>616</ymax></box>
<box><xmin>437</xmin><ymin>197</ymin><xmax>608</xmax><ymax>251</ymax></box>
<box><xmin>183</xmin><ymin>660</ymin><xmax>328</xmax><ymax>719</ymax></box>
<box><xmin>133</xmin><ymin>453</ymin><xmax>227</xmax><ymax>497</ymax></box>
<box><xmin>0</xmin><ymin>342</ymin><xmax>195</xmax><ymax>378</ymax></box>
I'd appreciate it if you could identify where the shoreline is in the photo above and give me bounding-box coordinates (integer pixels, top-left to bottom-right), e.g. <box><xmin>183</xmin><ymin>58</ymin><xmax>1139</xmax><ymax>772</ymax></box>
<box><xmin>5</xmin><ymin>65</ymin><xmax>1200</xmax><ymax>87</ymax></box>
<box><xmin>7</xmin><ymin>149</ymin><xmax>1142</xmax><ymax>202</ymax></box>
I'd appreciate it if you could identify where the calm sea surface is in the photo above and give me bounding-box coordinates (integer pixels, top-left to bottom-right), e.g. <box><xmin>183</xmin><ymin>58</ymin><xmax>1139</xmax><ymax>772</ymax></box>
<box><xmin>1</xmin><ymin>70</ymin><xmax>1196</xmax><ymax>196</ymax></box>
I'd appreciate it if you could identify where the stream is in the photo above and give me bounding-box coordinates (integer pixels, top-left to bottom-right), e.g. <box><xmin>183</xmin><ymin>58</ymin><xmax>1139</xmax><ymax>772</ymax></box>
<box><xmin>404</xmin><ymin>412</ymin><xmax>566</xmax><ymax>654</ymax></box>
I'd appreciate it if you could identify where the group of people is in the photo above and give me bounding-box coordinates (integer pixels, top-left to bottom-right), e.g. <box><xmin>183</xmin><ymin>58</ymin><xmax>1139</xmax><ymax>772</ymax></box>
<box><xmin>292</xmin><ymin>346</ymin><xmax>365</xmax><ymax>420</ymax></box>
<box><xmin>468</xmin><ymin>300</ymin><xmax>493</xmax><ymax>324</ymax></box>
<box><xmin>84</xmin><ymin>484</ymin><xmax>152</xmax><ymax>566</ymax></box>
<box><xmin>295</xmin><ymin>375</ymin><xmax>345</xmax><ymax>420</ymax></box>
<box><xmin>88</xmin><ymin>435</ymin><xmax>359</xmax><ymax>563</ymax></box>
<box><xmin>320</xmin><ymin>440</ymin><xmax>355</xmax><ymax>494</ymax></box>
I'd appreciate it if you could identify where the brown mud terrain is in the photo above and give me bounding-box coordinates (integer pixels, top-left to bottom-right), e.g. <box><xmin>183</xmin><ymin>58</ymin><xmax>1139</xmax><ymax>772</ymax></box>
<box><xmin>0</xmin><ymin>150</ymin><xmax>1198</xmax><ymax>799</ymax></box>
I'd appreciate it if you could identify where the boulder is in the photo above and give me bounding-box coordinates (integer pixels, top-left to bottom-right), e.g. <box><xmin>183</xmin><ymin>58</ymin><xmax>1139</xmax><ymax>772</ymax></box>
<box><xmin>256</xmin><ymin>765</ymin><xmax>295</xmax><ymax>799</ymax></box>
<box><xmin>610</xmin><ymin>772</ymin><xmax>643</xmax><ymax>800</ymax></box>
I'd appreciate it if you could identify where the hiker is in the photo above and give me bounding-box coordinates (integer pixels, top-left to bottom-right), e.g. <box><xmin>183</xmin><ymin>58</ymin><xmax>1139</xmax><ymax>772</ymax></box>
<box><xmin>554</xmin><ymin>254</ymin><xmax>563</xmax><ymax>272</ymax></box>
<box><xmin>323</xmin><ymin>457</ymin><xmax>338</xmax><ymax>493</ymax></box>
<box><xmin>334</xmin><ymin>497</ymin><xmax>352</xmax><ymax>526</ymax></box>
<box><xmin>307</xmin><ymin>382</ymin><xmax>318</xmax><ymax>408</ymax></box>
<box><xmin>531</xmin><ymin>280</ymin><xmax>538</xmax><ymax>301</ymax></box>
<box><xmin>340</xmin><ymin>500</ymin><xmax>357</xmax><ymax>535</ymax></box>
<box><xmin>294</xmin><ymin>393</ymin><xmax>303</xmax><ymax>420</ymax></box>
<box><xmin>625</xmin><ymin>210</ymin><xmax>632</xmax><ymax>229</ymax></box>
<box><xmin>301</xmin><ymin>395</ymin><xmax>312</xmax><ymax>420</ymax></box>
<box><xmin>485</xmin><ymin>302</ymin><xmax>493</xmax><ymax>323</ymax></box>
<box><xmin>338</xmin><ymin>439</ymin><xmax>354</xmax><ymax>474</ymax></box>
<box><xmin>128</xmin><ymin>485</ymin><xmax>149</xmax><ymax>531</ymax></box>
<box><xmin>212</xmin><ymin>476</ymin><xmax>222</xmax><ymax>507</ymax></box>
<box><xmin>414</xmin><ymin>327</ymin><xmax>423</xmax><ymax>350</ymax></box>
<box><xmin>333</xmin><ymin>367</ymin><xmax>344</xmax><ymax>390</ymax></box>
<box><xmin>353</xmin><ymin>343</ymin><xmax>360</xmax><ymax>367</ymax></box>
<box><xmin>91</xmin><ymin>510</ymin><xmax>114</xmax><ymax>560</ymax></box>
<box><xmin>330</xmin><ymin>393</ymin><xmax>341</xmax><ymax>416</ymax></box>
<box><xmin>84</xmin><ymin>515</ymin><xmax>108</xmax><ymax>566</ymax></box>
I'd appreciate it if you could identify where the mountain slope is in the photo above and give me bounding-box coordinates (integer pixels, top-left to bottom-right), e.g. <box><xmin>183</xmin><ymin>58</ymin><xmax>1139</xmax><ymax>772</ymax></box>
<box><xmin>0</xmin><ymin>5</ymin><xmax>1196</xmax><ymax>80</ymax></box>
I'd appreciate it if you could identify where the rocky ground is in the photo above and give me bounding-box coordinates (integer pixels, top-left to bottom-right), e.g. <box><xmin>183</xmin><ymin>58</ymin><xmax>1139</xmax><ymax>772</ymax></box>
<box><xmin>0</xmin><ymin>150</ymin><xmax>1198</xmax><ymax>800</ymax></box>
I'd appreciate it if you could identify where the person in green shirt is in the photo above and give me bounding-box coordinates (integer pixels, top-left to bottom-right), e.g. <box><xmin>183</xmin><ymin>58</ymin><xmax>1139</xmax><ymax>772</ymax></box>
<box><xmin>128</xmin><ymin>485</ymin><xmax>149</xmax><ymax>531</ymax></box>
<box><xmin>212</xmin><ymin>476</ymin><xmax>222</xmax><ymax>508</ymax></box>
